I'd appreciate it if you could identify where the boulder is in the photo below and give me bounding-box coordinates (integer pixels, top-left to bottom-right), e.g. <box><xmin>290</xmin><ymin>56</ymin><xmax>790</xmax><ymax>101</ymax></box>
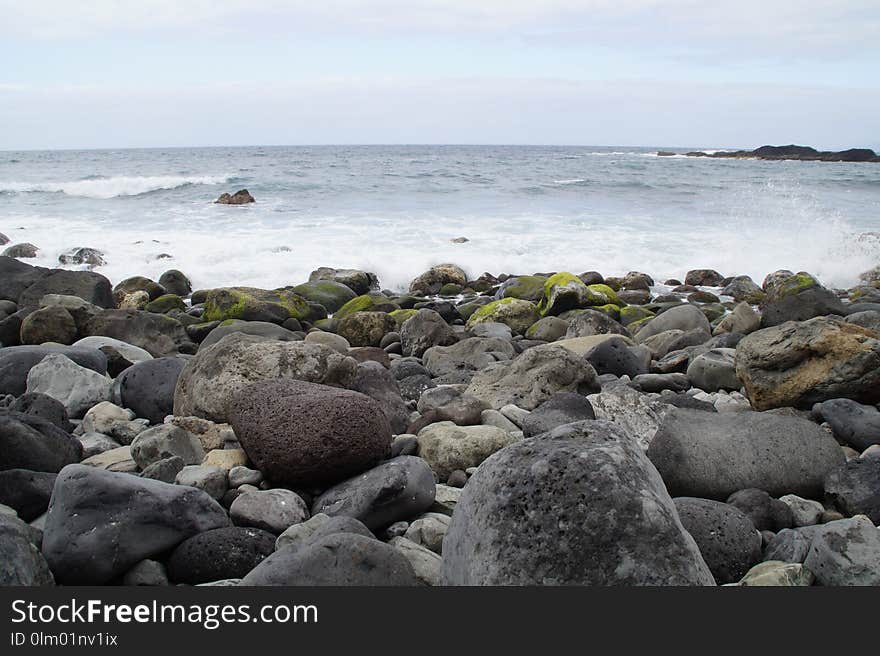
<box><xmin>416</xmin><ymin>421</ymin><xmax>519</xmax><ymax>479</ymax></box>
<box><xmin>465</xmin><ymin>344</ymin><xmax>598</xmax><ymax>410</ymax></box>
<box><xmin>389</xmin><ymin>536</ymin><xmax>442</xmax><ymax>586</ymax></box>
<box><xmin>157</xmin><ymin>270</ymin><xmax>192</xmax><ymax>298</ymax></box>
<box><xmin>465</xmin><ymin>298</ymin><xmax>540</xmax><ymax>336</ymax></box>
<box><xmin>521</xmin><ymin>392</ymin><xmax>595</xmax><ymax>438</ymax></box>
<box><xmin>735</xmin><ymin>317</ymin><xmax>880</xmax><ymax>410</ymax></box>
<box><xmin>274</xmin><ymin>513</ymin><xmax>372</xmax><ymax>552</ymax></box>
<box><xmin>713</xmin><ymin>302</ymin><xmax>761</xmax><ymax>336</ymax></box>
<box><xmin>230</xmin><ymin>488</ymin><xmax>310</xmax><ymax>534</ymax></box>
<box><xmin>304</xmin><ymin>330</ymin><xmax>350</xmax><ymax>353</ymax></box>
<box><xmin>73</xmin><ymin>336</ymin><xmax>153</xmax><ymax>364</ymax></box>
<box><xmin>290</xmin><ymin>280</ymin><xmax>357</xmax><ymax>314</ymax></box>
<box><xmin>587</xmin><ymin>384</ymin><xmax>670</xmax><ymax>450</ymax></box>
<box><xmin>0</xmin><ymin>469</ymin><xmax>56</xmax><ymax>521</ymax></box>
<box><xmin>0</xmin><ymin>256</ymin><xmax>47</xmax><ymax>303</ymax></box>
<box><xmin>812</xmin><ymin>399</ymin><xmax>880</xmax><ymax>451</ymax></box>
<box><xmin>824</xmin><ymin>458</ymin><xmax>880</xmax><ymax>524</ymax></box>
<box><xmin>673</xmin><ymin>497</ymin><xmax>762</xmax><ymax>584</ymax></box>
<box><xmin>725</xmin><ymin>488</ymin><xmax>794</xmax><ymax>532</ymax></box>
<box><xmin>348</xmin><ymin>361</ymin><xmax>409</xmax><ymax>434</ymax></box>
<box><xmin>0</xmin><ymin>344</ymin><xmax>107</xmax><ymax>397</ymax></box>
<box><xmin>721</xmin><ymin>276</ymin><xmax>765</xmax><ymax>304</ymax></box>
<box><xmin>537</xmin><ymin>272</ymin><xmax>604</xmax><ymax>316</ymax></box>
<box><xmin>442</xmin><ymin>420</ymin><xmax>714</xmax><ymax>585</ymax></box>
<box><xmin>115</xmin><ymin>356</ymin><xmax>186</xmax><ymax>424</ymax></box>
<box><xmin>175</xmin><ymin>465</ymin><xmax>228</xmax><ymax>500</ymax></box>
<box><xmin>198</xmin><ymin>319</ymin><xmax>301</xmax><ymax>351</ymax></box>
<box><xmin>759</xmin><ymin>272</ymin><xmax>846</xmax><ymax>327</ymax></box>
<box><xmin>114</xmin><ymin>276</ymin><xmax>165</xmax><ymax>301</ymax></box>
<box><xmin>2</xmin><ymin>243</ymin><xmax>39</xmax><ymax>258</ymax></box>
<box><xmin>582</xmin><ymin>335</ymin><xmax>648</xmax><ymax>378</ymax></box>
<box><xmin>0</xmin><ymin>514</ymin><xmax>54</xmax><ymax>585</ymax></box>
<box><xmin>686</xmin><ymin>348</ymin><xmax>741</xmax><ymax>392</ymax></box>
<box><xmin>25</xmin><ymin>353</ymin><xmax>112</xmax><ymax>418</ymax></box>
<box><xmin>19</xmin><ymin>305</ymin><xmax>77</xmax><ymax>345</ymax></box>
<box><xmin>241</xmin><ymin>533</ymin><xmax>420</xmax><ymax>586</ymax></box>
<box><xmin>215</xmin><ymin>189</ymin><xmax>255</xmax><ymax>204</ymax></box>
<box><xmin>18</xmin><ymin>269</ymin><xmax>114</xmax><ymax>310</ymax></box>
<box><xmin>129</xmin><ymin>425</ymin><xmax>205</xmax><ymax>469</ymax></box>
<box><xmin>173</xmin><ymin>333</ymin><xmax>357</xmax><ymax>423</ymax></box>
<box><xmin>634</xmin><ymin>304</ymin><xmax>711</xmax><ymax>343</ymax></box>
<box><xmin>422</xmin><ymin>337</ymin><xmax>515</xmax><ymax>378</ymax></box>
<box><xmin>82</xmin><ymin>309</ymin><xmax>192</xmax><ymax>357</ymax></box>
<box><xmin>42</xmin><ymin>464</ymin><xmax>229</xmax><ymax>584</ymax></box>
<box><xmin>336</xmin><ymin>311</ymin><xmax>396</xmax><ymax>347</ymax></box>
<box><xmin>9</xmin><ymin>392</ymin><xmax>73</xmax><ymax>432</ymax></box>
<box><xmin>525</xmin><ymin>316</ymin><xmax>568</xmax><ymax>342</ymax></box>
<box><xmin>229</xmin><ymin>379</ymin><xmax>391</xmax><ymax>488</ymax></box>
<box><xmin>399</xmin><ymin>309</ymin><xmax>457</xmax><ymax>357</ymax></box>
<box><xmin>308</xmin><ymin>267</ymin><xmax>378</xmax><ymax>296</ymax></box>
<box><xmin>167</xmin><ymin>526</ymin><xmax>276</xmax><ymax>584</ymax></box>
<box><xmin>685</xmin><ymin>269</ymin><xmax>724</xmax><ymax>286</ymax></box>
<box><xmin>647</xmin><ymin>408</ymin><xmax>844</xmax><ymax>499</ymax></box>
<box><xmin>803</xmin><ymin>516</ymin><xmax>880</xmax><ymax>585</ymax></box>
<box><xmin>409</xmin><ymin>264</ymin><xmax>467</xmax><ymax>295</ymax></box>
<box><xmin>495</xmin><ymin>275</ymin><xmax>547</xmax><ymax>303</ymax></box>
<box><xmin>311</xmin><ymin>456</ymin><xmax>435</xmax><ymax>531</ymax></box>
<box><xmin>201</xmin><ymin>287</ymin><xmax>310</xmax><ymax>325</ymax></box>
<box><xmin>564</xmin><ymin>309</ymin><xmax>629</xmax><ymax>338</ymax></box>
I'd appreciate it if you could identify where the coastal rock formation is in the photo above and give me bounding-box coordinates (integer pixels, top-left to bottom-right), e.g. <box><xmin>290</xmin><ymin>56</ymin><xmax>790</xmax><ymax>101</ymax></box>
<box><xmin>685</xmin><ymin>144</ymin><xmax>880</xmax><ymax>163</ymax></box>
<box><xmin>215</xmin><ymin>189</ymin><xmax>255</xmax><ymax>204</ymax></box>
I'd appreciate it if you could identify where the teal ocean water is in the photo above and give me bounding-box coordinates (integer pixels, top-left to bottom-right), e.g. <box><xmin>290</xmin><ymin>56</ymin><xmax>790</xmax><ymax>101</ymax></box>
<box><xmin>1</xmin><ymin>145</ymin><xmax>878</xmax><ymax>290</ymax></box>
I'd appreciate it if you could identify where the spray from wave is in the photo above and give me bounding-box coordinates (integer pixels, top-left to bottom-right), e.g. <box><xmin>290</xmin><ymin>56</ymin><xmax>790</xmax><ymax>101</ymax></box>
<box><xmin>0</xmin><ymin>175</ymin><xmax>229</xmax><ymax>199</ymax></box>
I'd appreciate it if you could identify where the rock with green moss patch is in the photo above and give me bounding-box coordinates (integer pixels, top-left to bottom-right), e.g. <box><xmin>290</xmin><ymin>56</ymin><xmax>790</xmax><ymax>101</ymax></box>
<box><xmin>334</xmin><ymin>294</ymin><xmax>400</xmax><ymax>320</ymax></box>
<box><xmin>308</xmin><ymin>268</ymin><xmax>378</xmax><ymax>295</ymax></box>
<box><xmin>495</xmin><ymin>276</ymin><xmax>547</xmax><ymax>303</ymax></box>
<box><xmin>721</xmin><ymin>276</ymin><xmax>765</xmax><ymax>304</ymax></box>
<box><xmin>455</xmin><ymin>297</ymin><xmax>493</xmax><ymax>321</ymax></box>
<box><xmin>202</xmin><ymin>287</ymin><xmax>310</xmax><ymax>325</ymax></box>
<box><xmin>466</xmin><ymin>298</ymin><xmax>540</xmax><ymax>336</ymax></box>
<box><xmin>589</xmin><ymin>304</ymin><xmax>621</xmax><ymax>320</ymax></box>
<box><xmin>145</xmin><ymin>294</ymin><xmax>187</xmax><ymax>314</ymax></box>
<box><xmin>759</xmin><ymin>271</ymin><xmax>845</xmax><ymax>327</ymax></box>
<box><xmin>587</xmin><ymin>284</ymin><xmax>623</xmax><ymax>307</ymax></box>
<box><xmin>291</xmin><ymin>280</ymin><xmax>357</xmax><ymax>314</ymax></box>
<box><xmin>620</xmin><ymin>306</ymin><xmax>655</xmax><ymax>326</ymax></box>
<box><xmin>389</xmin><ymin>308</ymin><xmax>418</xmax><ymax>328</ymax></box>
<box><xmin>336</xmin><ymin>311</ymin><xmax>397</xmax><ymax>347</ymax></box>
<box><xmin>439</xmin><ymin>283</ymin><xmax>463</xmax><ymax>296</ymax></box>
<box><xmin>538</xmin><ymin>273</ymin><xmax>604</xmax><ymax>316</ymax></box>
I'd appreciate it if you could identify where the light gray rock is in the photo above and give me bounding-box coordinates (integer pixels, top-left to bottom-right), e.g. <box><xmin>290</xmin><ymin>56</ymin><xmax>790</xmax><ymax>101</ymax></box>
<box><xmin>416</xmin><ymin>421</ymin><xmax>519</xmax><ymax>479</ymax></box>
<box><xmin>174</xmin><ymin>465</ymin><xmax>228</xmax><ymax>500</ymax></box>
<box><xmin>73</xmin><ymin>336</ymin><xmax>153</xmax><ymax>363</ymax></box>
<box><xmin>587</xmin><ymin>384</ymin><xmax>670</xmax><ymax>450</ymax></box>
<box><xmin>25</xmin><ymin>353</ymin><xmax>112</xmax><ymax>418</ymax></box>
<box><xmin>130</xmin><ymin>424</ymin><xmax>205</xmax><ymax>470</ymax></box>
<box><xmin>389</xmin><ymin>536</ymin><xmax>442</xmax><ymax>586</ymax></box>
<box><xmin>779</xmin><ymin>494</ymin><xmax>825</xmax><ymax>527</ymax></box>
<box><xmin>422</xmin><ymin>337</ymin><xmax>516</xmax><ymax>378</ymax></box>
<box><xmin>403</xmin><ymin>512</ymin><xmax>450</xmax><ymax>554</ymax></box>
<box><xmin>686</xmin><ymin>348</ymin><xmax>741</xmax><ymax>393</ymax></box>
<box><xmin>230</xmin><ymin>488</ymin><xmax>309</xmax><ymax>535</ymax></box>
<box><xmin>803</xmin><ymin>515</ymin><xmax>880</xmax><ymax>586</ymax></box>
<box><xmin>81</xmin><ymin>401</ymin><xmax>135</xmax><ymax>435</ymax></box>
<box><xmin>634</xmin><ymin>304</ymin><xmax>711</xmax><ymax>343</ymax></box>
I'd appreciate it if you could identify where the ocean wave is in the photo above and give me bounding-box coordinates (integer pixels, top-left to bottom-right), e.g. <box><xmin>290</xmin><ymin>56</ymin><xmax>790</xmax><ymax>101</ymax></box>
<box><xmin>0</xmin><ymin>175</ymin><xmax>229</xmax><ymax>199</ymax></box>
<box><xmin>553</xmin><ymin>178</ymin><xmax>588</xmax><ymax>185</ymax></box>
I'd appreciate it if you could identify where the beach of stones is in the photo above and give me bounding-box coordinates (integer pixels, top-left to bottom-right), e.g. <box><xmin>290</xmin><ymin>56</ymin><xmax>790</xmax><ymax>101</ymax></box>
<box><xmin>2</xmin><ymin>244</ymin><xmax>880</xmax><ymax>586</ymax></box>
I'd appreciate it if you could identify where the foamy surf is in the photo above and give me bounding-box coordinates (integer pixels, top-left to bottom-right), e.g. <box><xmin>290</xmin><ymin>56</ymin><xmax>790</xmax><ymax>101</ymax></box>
<box><xmin>0</xmin><ymin>175</ymin><xmax>229</xmax><ymax>199</ymax></box>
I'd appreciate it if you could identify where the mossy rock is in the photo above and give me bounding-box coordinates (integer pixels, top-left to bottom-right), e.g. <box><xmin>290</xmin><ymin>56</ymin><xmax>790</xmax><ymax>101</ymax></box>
<box><xmin>291</xmin><ymin>280</ymin><xmax>357</xmax><ymax>314</ymax></box>
<box><xmin>498</xmin><ymin>275</ymin><xmax>548</xmax><ymax>303</ymax></box>
<box><xmin>313</xmin><ymin>318</ymin><xmax>336</xmax><ymax>332</ymax></box>
<box><xmin>700</xmin><ymin>303</ymin><xmax>727</xmax><ymax>323</ymax></box>
<box><xmin>538</xmin><ymin>272</ymin><xmax>604</xmax><ymax>316</ymax></box>
<box><xmin>334</xmin><ymin>293</ymin><xmax>399</xmax><ymax>320</ymax></box>
<box><xmin>590</xmin><ymin>304</ymin><xmax>622</xmax><ymax>320</ymax></box>
<box><xmin>336</xmin><ymin>311</ymin><xmax>397</xmax><ymax>347</ymax></box>
<box><xmin>144</xmin><ymin>294</ymin><xmax>187</xmax><ymax>314</ymax></box>
<box><xmin>190</xmin><ymin>289</ymin><xmax>209</xmax><ymax>305</ymax></box>
<box><xmin>626</xmin><ymin>316</ymin><xmax>654</xmax><ymax>333</ymax></box>
<box><xmin>766</xmin><ymin>272</ymin><xmax>820</xmax><ymax>299</ymax></box>
<box><xmin>620</xmin><ymin>305</ymin><xmax>655</xmax><ymax>326</ymax></box>
<box><xmin>587</xmin><ymin>284</ymin><xmax>623</xmax><ymax>306</ymax></box>
<box><xmin>687</xmin><ymin>290</ymin><xmax>720</xmax><ymax>304</ymax></box>
<box><xmin>389</xmin><ymin>308</ymin><xmax>418</xmax><ymax>328</ymax></box>
<box><xmin>456</xmin><ymin>297</ymin><xmax>494</xmax><ymax>321</ymax></box>
<box><xmin>202</xmin><ymin>287</ymin><xmax>309</xmax><ymax>324</ymax></box>
<box><xmin>465</xmin><ymin>297</ymin><xmax>541</xmax><ymax>335</ymax></box>
<box><xmin>467</xmin><ymin>279</ymin><xmax>496</xmax><ymax>293</ymax></box>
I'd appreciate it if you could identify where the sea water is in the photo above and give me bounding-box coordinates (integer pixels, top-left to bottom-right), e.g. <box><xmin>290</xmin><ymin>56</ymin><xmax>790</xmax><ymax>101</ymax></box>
<box><xmin>1</xmin><ymin>145</ymin><xmax>878</xmax><ymax>291</ymax></box>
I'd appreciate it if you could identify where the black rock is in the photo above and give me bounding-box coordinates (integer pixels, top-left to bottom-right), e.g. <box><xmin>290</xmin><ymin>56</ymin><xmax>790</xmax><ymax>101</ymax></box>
<box><xmin>0</xmin><ymin>514</ymin><xmax>54</xmax><ymax>585</ymax></box>
<box><xmin>674</xmin><ymin>497</ymin><xmax>762</xmax><ymax>584</ymax></box>
<box><xmin>139</xmin><ymin>456</ymin><xmax>185</xmax><ymax>484</ymax></box>
<box><xmin>0</xmin><ymin>469</ymin><xmax>57</xmax><ymax>521</ymax></box>
<box><xmin>167</xmin><ymin>526</ymin><xmax>277</xmax><ymax>584</ymax></box>
<box><xmin>813</xmin><ymin>398</ymin><xmax>880</xmax><ymax>451</ymax></box>
<box><xmin>582</xmin><ymin>336</ymin><xmax>648</xmax><ymax>378</ymax></box>
<box><xmin>348</xmin><ymin>361</ymin><xmax>409</xmax><ymax>434</ymax></box>
<box><xmin>8</xmin><ymin>392</ymin><xmax>73</xmax><ymax>432</ymax></box>
<box><xmin>521</xmin><ymin>392</ymin><xmax>595</xmax><ymax>438</ymax></box>
<box><xmin>158</xmin><ymin>270</ymin><xmax>192</xmax><ymax>298</ymax></box>
<box><xmin>18</xmin><ymin>269</ymin><xmax>114</xmax><ymax>310</ymax></box>
<box><xmin>824</xmin><ymin>458</ymin><xmax>880</xmax><ymax>524</ymax></box>
<box><xmin>116</xmin><ymin>356</ymin><xmax>187</xmax><ymax>425</ymax></box>
<box><xmin>725</xmin><ymin>488</ymin><xmax>795</xmax><ymax>532</ymax></box>
<box><xmin>0</xmin><ymin>412</ymin><xmax>82</xmax><ymax>473</ymax></box>
<box><xmin>0</xmin><ymin>256</ymin><xmax>48</xmax><ymax>304</ymax></box>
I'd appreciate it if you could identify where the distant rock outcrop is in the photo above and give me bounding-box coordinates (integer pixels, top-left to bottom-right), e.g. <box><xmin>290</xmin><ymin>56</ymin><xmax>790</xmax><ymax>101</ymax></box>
<box><xmin>215</xmin><ymin>189</ymin><xmax>255</xmax><ymax>204</ymax></box>
<box><xmin>682</xmin><ymin>145</ymin><xmax>880</xmax><ymax>163</ymax></box>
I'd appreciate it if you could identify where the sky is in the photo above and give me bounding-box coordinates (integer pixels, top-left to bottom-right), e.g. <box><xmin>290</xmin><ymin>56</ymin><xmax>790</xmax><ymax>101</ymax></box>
<box><xmin>1</xmin><ymin>0</ymin><xmax>878</xmax><ymax>150</ymax></box>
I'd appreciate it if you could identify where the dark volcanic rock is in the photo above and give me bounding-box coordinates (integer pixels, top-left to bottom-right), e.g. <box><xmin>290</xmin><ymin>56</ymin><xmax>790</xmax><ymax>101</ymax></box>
<box><xmin>241</xmin><ymin>533</ymin><xmax>420</xmax><ymax>586</ymax></box>
<box><xmin>824</xmin><ymin>458</ymin><xmax>880</xmax><ymax>524</ymax></box>
<box><xmin>0</xmin><ymin>412</ymin><xmax>82</xmax><ymax>473</ymax></box>
<box><xmin>19</xmin><ymin>269</ymin><xmax>114</xmax><ymax>310</ymax></box>
<box><xmin>582</xmin><ymin>335</ymin><xmax>648</xmax><ymax>378</ymax></box>
<box><xmin>348</xmin><ymin>361</ymin><xmax>409</xmax><ymax>434</ymax></box>
<box><xmin>725</xmin><ymin>488</ymin><xmax>795</xmax><ymax>532</ymax></box>
<box><xmin>158</xmin><ymin>270</ymin><xmax>192</xmax><ymax>298</ymax></box>
<box><xmin>0</xmin><ymin>514</ymin><xmax>54</xmax><ymax>586</ymax></box>
<box><xmin>42</xmin><ymin>464</ymin><xmax>230</xmax><ymax>584</ymax></box>
<box><xmin>441</xmin><ymin>420</ymin><xmax>714</xmax><ymax>585</ymax></box>
<box><xmin>812</xmin><ymin>398</ymin><xmax>880</xmax><ymax>451</ymax></box>
<box><xmin>167</xmin><ymin>526</ymin><xmax>277</xmax><ymax>584</ymax></box>
<box><xmin>521</xmin><ymin>392</ymin><xmax>595</xmax><ymax>438</ymax></box>
<box><xmin>215</xmin><ymin>189</ymin><xmax>255</xmax><ymax>204</ymax></box>
<box><xmin>229</xmin><ymin>379</ymin><xmax>391</xmax><ymax>488</ymax></box>
<box><xmin>684</xmin><ymin>269</ymin><xmax>724</xmax><ymax>287</ymax></box>
<box><xmin>0</xmin><ymin>256</ymin><xmax>48</xmax><ymax>304</ymax></box>
<box><xmin>759</xmin><ymin>272</ymin><xmax>846</xmax><ymax>327</ymax></box>
<box><xmin>116</xmin><ymin>356</ymin><xmax>187</xmax><ymax>424</ymax></box>
<box><xmin>9</xmin><ymin>392</ymin><xmax>73</xmax><ymax>432</ymax></box>
<box><xmin>19</xmin><ymin>305</ymin><xmax>77</xmax><ymax>345</ymax></box>
<box><xmin>311</xmin><ymin>456</ymin><xmax>435</xmax><ymax>531</ymax></box>
<box><xmin>83</xmin><ymin>309</ymin><xmax>192</xmax><ymax>357</ymax></box>
<box><xmin>0</xmin><ymin>469</ymin><xmax>57</xmax><ymax>521</ymax></box>
<box><xmin>673</xmin><ymin>497</ymin><xmax>762</xmax><ymax>584</ymax></box>
<box><xmin>647</xmin><ymin>408</ymin><xmax>843</xmax><ymax>499</ymax></box>
<box><xmin>400</xmin><ymin>309</ymin><xmax>457</xmax><ymax>358</ymax></box>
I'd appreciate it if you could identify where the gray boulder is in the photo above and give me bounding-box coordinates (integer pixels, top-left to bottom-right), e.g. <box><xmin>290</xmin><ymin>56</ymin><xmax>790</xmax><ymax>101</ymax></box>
<box><xmin>563</xmin><ymin>309</ymin><xmax>628</xmax><ymax>338</ymax></box>
<box><xmin>0</xmin><ymin>469</ymin><xmax>57</xmax><ymax>521</ymax></box>
<box><xmin>634</xmin><ymin>304</ymin><xmax>711</xmax><ymax>343</ymax></box>
<box><xmin>129</xmin><ymin>425</ymin><xmax>205</xmax><ymax>469</ymax></box>
<box><xmin>116</xmin><ymin>356</ymin><xmax>187</xmax><ymax>424</ymax></box>
<box><xmin>348</xmin><ymin>361</ymin><xmax>409</xmax><ymax>434</ymax></box>
<box><xmin>442</xmin><ymin>420</ymin><xmax>714</xmax><ymax>585</ymax></box>
<box><xmin>0</xmin><ymin>344</ymin><xmax>107</xmax><ymax>397</ymax></box>
<box><xmin>42</xmin><ymin>464</ymin><xmax>230</xmax><ymax>584</ymax></box>
<box><xmin>647</xmin><ymin>408</ymin><xmax>844</xmax><ymax>499</ymax></box>
<box><xmin>311</xmin><ymin>456</ymin><xmax>435</xmax><ymax>531</ymax></box>
<box><xmin>812</xmin><ymin>398</ymin><xmax>880</xmax><ymax>451</ymax></box>
<box><xmin>416</xmin><ymin>421</ymin><xmax>519</xmax><ymax>479</ymax></box>
<box><xmin>759</xmin><ymin>272</ymin><xmax>846</xmax><ymax>327</ymax></box>
<box><xmin>18</xmin><ymin>269</ymin><xmax>114</xmax><ymax>310</ymax></box>
<box><xmin>824</xmin><ymin>458</ymin><xmax>880</xmax><ymax>524</ymax></box>
<box><xmin>230</xmin><ymin>488</ymin><xmax>309</xmax><ymax>534</ymax></box>
<box><xmin>803</xmin><ymin>516</ymin><xmax>880</xmax><ymax>585</ymax></box>
<box><xmin>25</xmin><ymin>353</ymin><xmax>112</xmax><ymax>418</ymax></box>
<box><xmin>422</xmin><ymin>337</ymin><xmax>515</xmax><ymax>378</ymax></box>
<box><xmin>174</xmin><ymin>333</ymin><xmax>357</xmax><ymax>423</ymax></box>
<box><xmin>521</xmin><ymin>392</ymin><xmax>595</xmax><ymax>438</ymax></box>
<box><xmin>82</xmin><ymin>309</ymin><xmax>193</xmax><ymax>357</ymax></box>
<box><xmin>400</xmin><ymin>309</ymin><xmax>457</xmax><ymax>358</ymax></box>
<box><xmin>686</xmin><ymin>348</ymin><xmax>741</xmax><ymax>392</ymax></box>
<box><xmin>198</xmin><ymin>320</ymin><xmax>301</xmax><ymax>351</ymax></box>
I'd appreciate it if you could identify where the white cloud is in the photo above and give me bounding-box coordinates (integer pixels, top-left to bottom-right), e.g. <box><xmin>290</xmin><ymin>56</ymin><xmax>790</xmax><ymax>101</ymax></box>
<box><xmin>3</xmin><ymin>0</ymin><xmax>879</xmax><ymax>58</ymax></box>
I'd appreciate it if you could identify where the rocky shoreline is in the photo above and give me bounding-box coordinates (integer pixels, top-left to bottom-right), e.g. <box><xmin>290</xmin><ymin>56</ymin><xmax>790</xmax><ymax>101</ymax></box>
<box><xmin>659</xmin><ymin>144</ymin><xmax>880</xmax><ymax>162</ymax></box>
<box><xmin>2</xmin><ymin>252</ymin><xmax>880</xmax><ymax>586</ymax></box>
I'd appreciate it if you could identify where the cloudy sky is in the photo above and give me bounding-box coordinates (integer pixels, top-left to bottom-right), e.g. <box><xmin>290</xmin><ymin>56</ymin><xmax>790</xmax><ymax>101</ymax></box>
<box><xmin>2</xmin><ymin>0</ymin><xmax>878</xmax><ymax>150</ymax></box>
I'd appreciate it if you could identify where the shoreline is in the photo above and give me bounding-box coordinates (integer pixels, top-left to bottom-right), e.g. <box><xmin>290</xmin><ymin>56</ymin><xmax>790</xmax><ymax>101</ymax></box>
<box><xmin>2</xmin><ymin>254</ymin><xmax>880</xmax><ymax>586</ymax></box>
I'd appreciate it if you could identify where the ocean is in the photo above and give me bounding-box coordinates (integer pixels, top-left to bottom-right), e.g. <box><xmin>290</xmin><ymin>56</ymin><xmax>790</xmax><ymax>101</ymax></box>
<box><xmin>1</xmin><ymin>145</ymin><xmax>878</xmax><ymax>292</ymax></box>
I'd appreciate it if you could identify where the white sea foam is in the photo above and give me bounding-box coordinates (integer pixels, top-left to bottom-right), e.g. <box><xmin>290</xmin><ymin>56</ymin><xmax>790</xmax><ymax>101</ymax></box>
<box><xmin>0</xmin><ymin>175</ymin><xmax>229</xmax><ymax>199</ymax></box>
